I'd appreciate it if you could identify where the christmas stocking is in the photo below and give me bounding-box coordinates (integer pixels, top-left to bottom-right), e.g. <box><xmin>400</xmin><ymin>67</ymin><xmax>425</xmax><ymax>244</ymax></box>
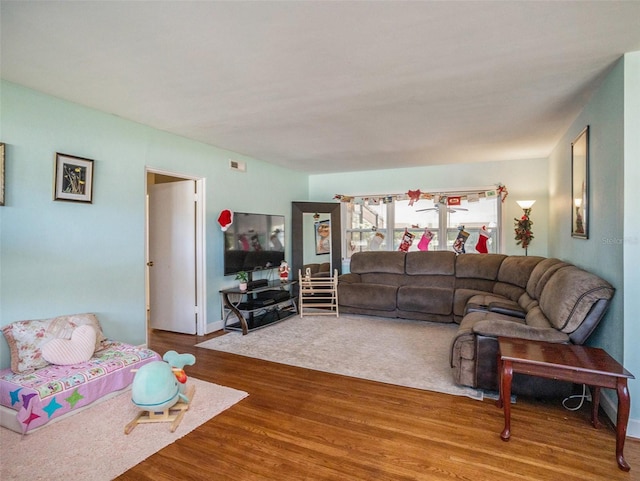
<box><xmin>398</xmin><ymin>229</ymin><xmax>415</xmax><ymax>252</ymax></box>
<box><xmin>475</xmin><ymin>225</ymin><xmax>491</xmax><ymax>254</ymax></box>
<box><xmin>452</xmin><ymin>226</ymin><xmax>469</xmax><ymax>254</ymax></box>
<box><xmin>369</xmin><ymin>232</ymin><xmax>385</xmax><ymax>251</ymax></box>
<box><xmin>417</xmin><ymin>229</ymin><xmax>434</xmax><ymax>251</ymax></box>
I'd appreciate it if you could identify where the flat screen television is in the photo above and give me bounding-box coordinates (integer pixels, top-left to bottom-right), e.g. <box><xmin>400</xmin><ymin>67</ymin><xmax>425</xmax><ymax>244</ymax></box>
<box><xmin>223</xmin><ymin>212</ymin><xmax>285</xmax><ymax>276</ymax></box>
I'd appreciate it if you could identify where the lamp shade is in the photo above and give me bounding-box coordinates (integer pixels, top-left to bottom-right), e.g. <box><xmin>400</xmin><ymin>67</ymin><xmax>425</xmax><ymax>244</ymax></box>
<box><xmin>516</xmin><ymin>200</ymin><xmax>536</xmax><ymax>210</ymax></box>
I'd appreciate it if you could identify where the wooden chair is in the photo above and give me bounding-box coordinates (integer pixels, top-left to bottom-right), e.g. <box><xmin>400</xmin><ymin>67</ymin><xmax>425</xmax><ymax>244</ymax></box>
<box><xmin>298</xmin><ymin>268</ymin><xmax>339</xmax><ymax>317</ymax></box>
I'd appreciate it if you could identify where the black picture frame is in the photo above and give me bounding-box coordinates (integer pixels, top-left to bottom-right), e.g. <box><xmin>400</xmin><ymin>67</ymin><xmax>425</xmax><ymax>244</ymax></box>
<box><xmin>54</xmin><ymin>153</ymin><xmax>94</xmax><ymax>203</ymax></box>
<box><xmin>571</xmin><ymin>126</ymin><xmax>589</xmax><ymax>239</ymax></box>
<box><xmin>0</xmin><ymin>143</ymin><xmax>5</xmax><ymax>206</ymax></box>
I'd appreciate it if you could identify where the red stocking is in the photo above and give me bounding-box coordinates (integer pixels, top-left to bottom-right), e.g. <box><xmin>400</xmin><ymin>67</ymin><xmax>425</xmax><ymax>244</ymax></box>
<box><xmin>475</xmin><ymin>226</ymin><xmax>490</xmax><ymax>254</ymax></box>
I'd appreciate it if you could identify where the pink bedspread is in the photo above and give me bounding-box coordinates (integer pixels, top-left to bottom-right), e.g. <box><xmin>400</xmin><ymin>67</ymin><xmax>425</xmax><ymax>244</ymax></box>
<box><xmin>0</xmin><ymin>341</ymin><xmax>160</xmax><ymax>433</ymax></box>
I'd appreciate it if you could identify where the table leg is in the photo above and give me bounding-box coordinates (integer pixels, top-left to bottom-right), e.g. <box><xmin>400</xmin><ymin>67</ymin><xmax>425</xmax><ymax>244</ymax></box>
<box><xmin>500</xmin><ymin>359</ymin><xmax>513</xmax><ymax>441</ymax></box>
<box><xmin>496</xmin><ymin>353</ymin><xmax>504</xmax><ymax>409</ymax></box>
<box><xmin>590</xmin><ymin>386</ymin><xmax>602</xmax><ymax>429</ymax></box>
<box><xmin>615</xmin><ymin>378</ymin><xmax>631</xmax><ymax>471</ymax></box>
<box><xmin>222</xmin><ymin>292</ymin><xmax>248</xmax><ymax>335</ymax></box>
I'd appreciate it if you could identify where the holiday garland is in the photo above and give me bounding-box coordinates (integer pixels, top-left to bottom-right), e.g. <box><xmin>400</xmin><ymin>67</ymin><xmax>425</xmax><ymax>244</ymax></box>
<box><xmin>514</xmin><ymin>208</ymin><xmax>534</xmax><ymax>249</ymax></box>
<box><xmin>333</xmin><ymin>184</ymin><xmax>508</xmax><ymax>205</ymax></box>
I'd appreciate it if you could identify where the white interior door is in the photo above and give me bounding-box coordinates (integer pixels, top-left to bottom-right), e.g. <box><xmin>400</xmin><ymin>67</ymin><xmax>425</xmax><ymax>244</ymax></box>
<box><xmin>148</xmin><ymin>180</ymin><xmax>197</xmax><ymax>334</ymax></box>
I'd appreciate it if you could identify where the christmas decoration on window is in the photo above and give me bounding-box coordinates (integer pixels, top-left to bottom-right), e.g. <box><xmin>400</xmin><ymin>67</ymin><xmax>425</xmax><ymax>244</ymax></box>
<box><xmin>369</xmin><ymin>232</ymin><xmax>385</xmax><ymax>250</ymax></box>
<box><xmin>407</xmin><ymin>189</ymin><xmax>422</xmax><ymax>206</ymax></box>
<box><xmin>334</xmin><ymin>184</ymin><xmax>508</xmax><ymax>206</ymax></box>
<box><xmin>398</xmin><ymin>228</ymin><xmax>415</xmax><ymax>252</ymax></box>
<box><xmin>452</xmin><ymin>226</ymin><xmax>469</xmax><ymax>254</ymax></box>
<box><xmin>417</xmin><ymin>228</ymin><xmax>434</xmax><ymax>251</ymax></box>
<box><xmin>475</xmin><ymin>225</ymin><xmax>491</xmax><ymax>254</ymax></box>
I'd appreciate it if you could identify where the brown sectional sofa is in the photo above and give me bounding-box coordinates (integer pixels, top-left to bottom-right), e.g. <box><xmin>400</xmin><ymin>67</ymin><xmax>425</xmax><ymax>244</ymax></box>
<box><xmin>338</xmin><ymin>251</ymin><xmax>615</xmax><ymax>396</ymax></box>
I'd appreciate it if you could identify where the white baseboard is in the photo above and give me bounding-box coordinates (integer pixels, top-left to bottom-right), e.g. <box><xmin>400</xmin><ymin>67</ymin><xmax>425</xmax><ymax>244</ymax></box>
<box><xmin>206</xmin><ymin>320</ymin><xmax>224</xmax><ymax>334</ymax></box>
<box><xmin>599</xmin><ymin>389</ymin><xmax>640</xmax><ymax>439</ymax></box>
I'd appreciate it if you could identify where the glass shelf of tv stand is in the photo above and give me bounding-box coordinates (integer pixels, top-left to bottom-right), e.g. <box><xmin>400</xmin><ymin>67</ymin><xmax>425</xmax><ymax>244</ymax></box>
<box><xmin>220</xmin><ymin>280</ymin><xmax>298</xmax><ymax>335</ymax></box>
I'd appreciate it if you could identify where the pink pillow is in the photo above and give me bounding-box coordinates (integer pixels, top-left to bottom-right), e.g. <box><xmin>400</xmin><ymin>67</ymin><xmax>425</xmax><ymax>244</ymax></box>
<box><xmin>41</xmin><ymin>325</ymin><xmax>96</xmax><ymax>365</ymax></box>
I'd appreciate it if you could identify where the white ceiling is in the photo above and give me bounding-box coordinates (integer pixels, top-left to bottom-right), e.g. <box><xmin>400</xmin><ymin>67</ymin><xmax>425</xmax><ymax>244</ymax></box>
<box><xmin>2</xmin><ymin>1</ymin><xmax>640</xmax><ymax>174</ymax></box>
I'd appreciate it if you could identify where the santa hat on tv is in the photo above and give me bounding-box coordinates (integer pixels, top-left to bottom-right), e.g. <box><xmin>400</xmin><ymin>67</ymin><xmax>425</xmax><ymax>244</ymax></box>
<box><xmin>218</xmin><ymin>209</ymin><xmax>233</xmax><ymax>231</ymax></box>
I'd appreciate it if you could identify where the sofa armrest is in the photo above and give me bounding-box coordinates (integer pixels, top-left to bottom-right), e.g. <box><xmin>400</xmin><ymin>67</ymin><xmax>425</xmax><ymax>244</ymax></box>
<box><xmin>488</xmin><ymin>301</ymin><xmax>526</xmax><ymax>319</ymax></box>
<box><xmin>338</xmin><ymin>273</ymin><xmax>361</xmax><ymax>284</ymax></box>
<box><xmin>472</xmin><ymin>319</ymin><xmax>570</xmax><ymax>343</ymax></box>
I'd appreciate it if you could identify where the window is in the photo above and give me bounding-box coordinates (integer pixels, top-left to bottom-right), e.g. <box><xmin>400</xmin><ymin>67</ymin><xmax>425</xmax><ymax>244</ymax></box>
<box><xmin>343</xmin><ymin>192</ymin><xmax>501</xmax><ymax>258</ymax></box>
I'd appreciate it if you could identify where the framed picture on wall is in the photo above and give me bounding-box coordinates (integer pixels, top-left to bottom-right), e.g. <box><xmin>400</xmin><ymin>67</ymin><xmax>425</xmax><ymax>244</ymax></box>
<box><xmin>54</xmin><ymin>153</ymin><xmax>94</xmax><ymax>203</ymax></box>
<box><xmin>315</xmin><ymin>219</ymin><xmax>331</xmax><ymax>255</ymax></box>
<box><xmin>571</xmin><ymin>126</ymin><xmax>589</xmax><ymax>239</ymax></box>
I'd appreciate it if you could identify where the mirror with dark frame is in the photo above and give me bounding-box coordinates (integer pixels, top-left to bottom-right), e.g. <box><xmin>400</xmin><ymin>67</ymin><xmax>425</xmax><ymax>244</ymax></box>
<box><xmin>291</xmin><ymin>202</ymin><xmax>341</xmax><ymax>286</ymax></box>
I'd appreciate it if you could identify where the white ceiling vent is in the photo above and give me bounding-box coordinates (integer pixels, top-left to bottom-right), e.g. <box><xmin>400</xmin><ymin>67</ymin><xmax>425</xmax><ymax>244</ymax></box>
<box><xmin>229</xmin><ymin>159</ymin><xmax>246</xmax><ymax>172</ymax></box>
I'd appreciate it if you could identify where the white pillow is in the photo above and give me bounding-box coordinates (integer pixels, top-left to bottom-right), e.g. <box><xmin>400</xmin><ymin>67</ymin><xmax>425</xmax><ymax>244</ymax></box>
<box><xmin>42</xmin><ymin>325</ymin><xmax>97</xmax><ymax>365</ymax></box>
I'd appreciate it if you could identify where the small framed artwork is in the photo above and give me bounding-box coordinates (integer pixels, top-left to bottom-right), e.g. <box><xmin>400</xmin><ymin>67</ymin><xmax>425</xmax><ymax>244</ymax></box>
<box><xmin>0</xmin><ymin>142</ymin><xmax>5</xmax><ymax>206</ymax></box>
<box><xmin>54</xmin><ymin>153</ymin><xmax>94</xmax><ymax>203</ymax></box>
<box><xmin>571</xmin><ymin>126</ymin><xmax>589</xmax><ymax>239</ymax></box>
<box><xmin>315</xmin><ymin>219</ymin><xmax>331</xmax><ymax>255</ymax></box>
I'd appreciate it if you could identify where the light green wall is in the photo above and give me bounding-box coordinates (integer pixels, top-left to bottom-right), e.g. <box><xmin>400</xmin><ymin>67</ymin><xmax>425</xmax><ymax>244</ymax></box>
<box><xmin>309</xmin><ymin>158</ymin><xmax>550</xmax><ymax>257</ymax></box>
<box><xmin>548</xmin><ymin>59</ymin><xmax>624</xmax><ymax>356</ymax></box>
<box><xmin>624</xmin><ymin>52</ymin><xmax>640</xmax><ymax>429</ymax></box>
<box><xmin>0</xmin><ymin>81</ymin><xmax>308</xmax><ymax>369</ymax></box>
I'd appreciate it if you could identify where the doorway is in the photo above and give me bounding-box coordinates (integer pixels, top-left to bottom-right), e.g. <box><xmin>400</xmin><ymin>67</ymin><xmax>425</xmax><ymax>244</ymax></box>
<box><xmin>145</xmin><ymin>169</ymin><xmax>206</xmax><ymax>338</ymax></box>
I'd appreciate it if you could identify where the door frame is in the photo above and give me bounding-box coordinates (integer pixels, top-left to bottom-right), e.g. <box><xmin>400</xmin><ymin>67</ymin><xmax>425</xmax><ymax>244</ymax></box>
<box><xmin>145</xmin><ymin>167</ymin><xmax>207</xmax><ymax>339</ymax></box>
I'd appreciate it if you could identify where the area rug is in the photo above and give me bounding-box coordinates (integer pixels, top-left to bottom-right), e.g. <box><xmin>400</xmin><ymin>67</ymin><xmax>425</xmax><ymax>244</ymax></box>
<box><xmin>0</xmin><ymin>378</ymin><xmax>248</xmax><ymax>481</ymax></box>
<box><xmin>196</xmin><ymin>314</ymin><xmax>484</xmax><ymax>400</ymax></box>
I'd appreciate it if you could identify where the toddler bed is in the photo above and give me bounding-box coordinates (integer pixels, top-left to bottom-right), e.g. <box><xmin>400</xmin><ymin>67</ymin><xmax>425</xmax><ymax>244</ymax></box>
<box><xmin>0</xmin><ymin>313</ymin><xmax>161</xmax><ymax>434</ymax></box>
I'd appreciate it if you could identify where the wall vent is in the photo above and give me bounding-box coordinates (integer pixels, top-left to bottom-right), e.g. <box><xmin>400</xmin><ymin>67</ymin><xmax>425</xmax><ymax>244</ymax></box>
<box><xmin>229</xmin><ymin>159</ymin><xmax>247</xmax><ymax>172</ymax></box>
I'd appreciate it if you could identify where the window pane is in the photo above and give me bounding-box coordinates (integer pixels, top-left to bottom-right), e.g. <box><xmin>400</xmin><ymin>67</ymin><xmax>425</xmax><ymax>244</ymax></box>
<box><xmin>347</xmin><ymin>202</ymin><xmax>387</xmax><ymax>230</ymax></box>
<box><xmin>345</xmin><ymin>202</ymin><xmax>389</xmax><ymax>257</ymax></box>
<box><xmin>446</xmin><ymin>196</ymin><xmax>499</xmax><ymax>253</ymax></box>
<box><xmin>395</xmin><ymin>199</ymin><xmax>439</xmax><ymax>230</ymax></box>
<box><xmin>343</xmin><ymin>192</ymin><xmax>500</xmax><ymax>256</ymax></box>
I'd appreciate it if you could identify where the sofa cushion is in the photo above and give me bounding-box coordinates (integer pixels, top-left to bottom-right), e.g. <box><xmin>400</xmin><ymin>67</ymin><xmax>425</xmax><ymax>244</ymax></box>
<box><xmin>337</xmin><ymin>283</ymin><xmax>398</xmax><ymax>311</ymax></box>
<box><xmin>350</xmin><ymin>251</ymin><xmax>405</xmax><ymax>274</ymax></box>
<box><xmin>492</xmin><ymin>283</ymin><xmax>525</xmax><ymax>303</ymax></box>
<box><xmin>455</xmin><ymin>253</ymin><xmax>506</xmax><ymax>280</ymax></box>
<box><xmin>517</xmin><ymin>292</ymin><xmax>539</xmax><ymax>311</ymax></box>
<box><xmin>405</xmin><ymin>251</ymin><xmax>456</xmax><ymax>275</ymax></box>
<box><xmin>525</xmin><ymin>305</ymin><xmax>555</xmax><ymax>329</ymax></box>
<box><xmin>458</xmin><ymin>310</ymin><xmax>569</xmax><ymax>343</ymax></box>
<box><xmin>452</xmin><ymin>288</ymin><xmax>488</xmax><ymax>318</ymax></box>
<box><xmin>397</xmin><ymin>286</ymin><xmax>453</xmax><ymax>315</ymax></box>
<box><xmin>466</xmin><ymin>293</ymin><xmax>520</xmax><ymax>312</ymax></box>
<box><xmin>539</xmin><ymin>266</ymin><xmax>615</xmax><ymax>333</ymax></box>
<box><xmin>526</xmin><ymin>258</ymin><xmax>570</xmax><ymax>300</ymax></box>
<box><xmin>496</xmin><ymin>256</ymin><xmax>544</xmax><ymax>288</ymax></box>
<box><xmin>473</xmin><ymin>318</ymin><xmax>569</xmax><ymax>343</ymax></box>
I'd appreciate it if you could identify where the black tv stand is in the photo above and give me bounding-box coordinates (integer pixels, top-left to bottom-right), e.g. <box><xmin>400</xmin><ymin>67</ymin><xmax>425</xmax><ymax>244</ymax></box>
<box><xmin>220</xmin><ymin>280</ymin><xmax>297</xmax><ymax>335</ymax></box>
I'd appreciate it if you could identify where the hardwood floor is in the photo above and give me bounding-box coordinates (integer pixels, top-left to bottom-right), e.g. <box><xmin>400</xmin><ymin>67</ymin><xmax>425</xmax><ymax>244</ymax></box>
<box><xmin>116</xmin><ymin>329</ymin><xmax>640</xmax><ymax>481</ymax></box>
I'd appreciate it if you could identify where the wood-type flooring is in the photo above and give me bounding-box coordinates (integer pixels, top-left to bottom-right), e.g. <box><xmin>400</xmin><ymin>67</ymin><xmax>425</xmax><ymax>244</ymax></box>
<box><xmin>115</xmin><ymin>328</ymin><xmax>640</xmax><ymax>481</ymax></box>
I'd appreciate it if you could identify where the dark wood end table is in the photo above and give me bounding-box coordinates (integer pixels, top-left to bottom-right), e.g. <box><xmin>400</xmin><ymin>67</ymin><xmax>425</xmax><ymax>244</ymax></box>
<box><xmin>496</xmin><ymin>337</ymin><xmax>635</xmax><ymax>471</ymax></box>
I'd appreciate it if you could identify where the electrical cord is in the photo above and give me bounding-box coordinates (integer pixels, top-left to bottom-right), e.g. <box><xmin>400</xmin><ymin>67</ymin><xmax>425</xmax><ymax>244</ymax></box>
<box><xmin>562</xmin><ymin>383</ymin><xmax>590</xmax><ymax>411</ymax></box>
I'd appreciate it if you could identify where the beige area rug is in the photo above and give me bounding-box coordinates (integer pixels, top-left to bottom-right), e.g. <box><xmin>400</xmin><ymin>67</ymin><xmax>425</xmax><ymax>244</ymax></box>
<box><xmin>0</xmin><ymin>378</ymin><xmax>248</xmax><ymax>481</ymax></box>
<box><xmin>197</xmin><ymin>314</ymin><xmax>484</xmax><ymax>400</ymax></box>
